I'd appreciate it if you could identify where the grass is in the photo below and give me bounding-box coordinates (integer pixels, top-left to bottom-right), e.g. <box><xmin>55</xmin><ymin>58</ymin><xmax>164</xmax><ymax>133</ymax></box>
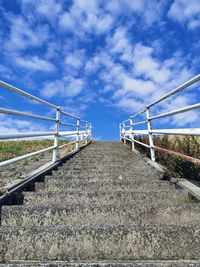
<box><xmin>0</xmin><ymin>139</ymin><xmax>78</xmax><ymax>192</ymax></box>
<box><xmin>133</xmin><ymin>135</ymin><xmax>200</xmax><ymax>181</ymax></box>
<box><xmin>0</xmin><ymin>139</ymin><xmax>70</xmax><ymax>162</ymax></box>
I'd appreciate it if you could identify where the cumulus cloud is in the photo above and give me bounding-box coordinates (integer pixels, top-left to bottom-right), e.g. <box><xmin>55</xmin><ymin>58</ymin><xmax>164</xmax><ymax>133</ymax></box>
<box><xmin>15</xmin><ymin>56</ymin><xmax>56</xmax><ymax>72</ymax></box>
<box><xmin>87</xmin><ymin>35</ymin><xmax>194</xmax><ymax>121</ymax></box>
<box><xmin>0</xmin><ymin>116</ymin><xmax>47</xmax><ymax>134</ymax></box>
<box><xmin>41</xmin><ymin>77</ymin><xmax>84</xmax><ymax>98</ymax></box>
<box><xmin>19</xmin><ymin>0</ymin><xmax>63</xmax><ymax>22</ymax></box>
<box><xmin>0</xmin><ymin>0</ymin><xmax>199</xmax><ymax>130</ymax></box>
<box><xmin>132</xmin><ymin>43</ymin><xmax>171</xmax><ymax>84</ymax></box>
<box><xmin>6</xmin><ymin>16</ymin><xmax>50</xmax><ymax>51</ymax></box>
<box><xmin>105</xmin><ymin>0</ymin><xmax>166</xmax><ymax>27</ymax></box>
<box><xmin>0</xmin><ymin>65</ymin><xmax>13</xmax><ymax>79</ymax></box>
<box><xmin>59</xmin><ymin>0</ymin><xmax>114</xmax><ymax>35</ymax></box>
<box><xmin>65</xmin><ymin>49</ymin><xmax>86</xmax><ymax>70</ymax></box>
<box><xmin>168</xmin><ymin>0</ymin><xmax>200</xmax><ymax>29</ymax></box>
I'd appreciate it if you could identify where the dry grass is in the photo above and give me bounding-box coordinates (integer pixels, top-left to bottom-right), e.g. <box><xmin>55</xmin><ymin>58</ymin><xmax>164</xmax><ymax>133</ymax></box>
<box><xmin>133</xmin><ymin>135</ymin><xmax>200</xmax><ymax>180</ymax></box>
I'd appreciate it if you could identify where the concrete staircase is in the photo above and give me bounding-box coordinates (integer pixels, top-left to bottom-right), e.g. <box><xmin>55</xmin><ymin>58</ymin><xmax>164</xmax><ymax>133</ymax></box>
<box><xmin>1</xmin><ymin>141</ymin><xmax>200</xmax><ymax>266</ymax></box>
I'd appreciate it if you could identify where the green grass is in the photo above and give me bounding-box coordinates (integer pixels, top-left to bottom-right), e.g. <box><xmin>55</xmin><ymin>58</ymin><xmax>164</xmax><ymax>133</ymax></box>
<box><xmin>0</xmin><ymin>139</ymin><xmax>69</xmax><ymax>162</ymax></box>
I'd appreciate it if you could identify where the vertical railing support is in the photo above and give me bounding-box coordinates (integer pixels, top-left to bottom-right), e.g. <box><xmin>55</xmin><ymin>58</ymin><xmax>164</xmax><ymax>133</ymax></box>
<box><xmin>123</xmin><ymin>123</ymin><xmax>126</xmax><ymax>144</ymax></box>
<box><xmin>130</xmin><ymin>116</ymin><xmax>135</xmax><ymax>151</ymax></box>
<box><xmin>76</xmin><ymin>118</ymin><xmax>80</xmax><ymax>149</ymax></box>
<box><xmin>89</xmin><ymin>123</ymin><xmax>92</xmax><ymax>140</ymax></box>
<box><xmin>145</xmin><ymin>106</ymin><xmax>155</xmax><ymax>161</ymax></box>
<box><xmin>52</xmin><ymin>107</ymin><xmax>60</xmax><ymax>163</ymax></box>
<box><xmin>85</xmin><ymin>122</ymin><xmax>88</xmax><ymax>144</ymax></box>
<box><xmin>119</xmin><ymin>123</ymin><xmax>122</xmax><ymax>141</ymax></box>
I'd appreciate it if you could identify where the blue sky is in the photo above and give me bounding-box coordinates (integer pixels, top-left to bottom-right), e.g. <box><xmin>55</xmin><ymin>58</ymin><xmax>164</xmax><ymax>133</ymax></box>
<box><xmin>0</xmin><ymin>0</ymin><xmax>199</xmax><ymax>140</ymax></box>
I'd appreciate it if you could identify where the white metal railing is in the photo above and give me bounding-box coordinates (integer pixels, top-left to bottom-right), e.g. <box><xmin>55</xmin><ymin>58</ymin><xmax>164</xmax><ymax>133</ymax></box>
<box><xmin>120</xmin><ymin>74</ymin><xmax>200</xmax><ymax>164</ymax></box>
<box><xmin>0</xmin><ymin>80</ymin><xmax>92</xmax><ymax>167</ymax></box>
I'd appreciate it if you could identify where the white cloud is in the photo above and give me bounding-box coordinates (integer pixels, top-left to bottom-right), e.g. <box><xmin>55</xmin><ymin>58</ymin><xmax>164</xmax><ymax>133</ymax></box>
<box><xmin>0</xmin><ymin>65</ymin><xmax>13</xmax><ymax>79</ymax></box>
<box><xmin>115</xmin><ymin>76</ymin><xmax>156</xmax><ymax>98</ymax></box>
<box><xmin>15</xmin><ymin>56</ymin><xmax>56</xmax><ymax>72</ymax></box>
<box><xmin>106</xmin><ymin>27</ymin><xmax>133</xmax><ymax>63</ymax></box>
<box><xmin>59</xmin><ymin>0</ymin><xmax>114</xmax><ymax>35</ymax></box>
<box><xmin>87</xmin><ymin>37</ymin><xmax>194</xmax><ymax>117</ymax></box>
<box><xmin>0</xmin><ymin>116</ymin><xmax>47</xmax><ymax>134</ymax></box>
<box><xmin>45</xmin><ymin>42</ymin><xmax>60</xmax><ymax>60</ymax></box>
<box><xmin>41</xmin><ymin>77</ymin><xmax>84</xmax><ymax>99</ymax></box>
<box><xmin>105</xmin><ymin>0</ymin><xmax>166</xmax><ymax>27</ymax></box>
<box><xmin>85</xmin><ymin>52</ymin><xmax>113</xmax><ymax>73</ymax></box>
<box><xmin>168</xmin><ymin>0</ymin><xmax>200</xmax><ymax>29</ymax></box>
<box><xmin>59</xmin><ymin>13</ymin><xmax>76</xmax><ymax>31</ymax></box>
<box><xmin>132</xmin><ymin>43</ymin><xmax>171</xmax><ymax>84</ymax></box>
<box><xmin>65</xmin><ymin>78</ymin><xmax>84</xmax><ymax>97</ymax></box>
<box><xmin>116</xmin><ymin>98</ymin><xmax>144</xmax><ymax>114</ymax></box>
<box><xmin>105</xmin><ymin>0</ymin><xmax>144</xmax><ymax>14</ymax></box>
<box><xmin>19</xmin><ymin>0</ymin><xmax>63</xmax><ymax>22</ymax></box>
<box><xmin>171</xmin><ymin>111</ymin><xmax>199</xmax><ymax>127</ymax></box>
<box><xmin>35</xmin><ymin>0</ymin><xmax>62</xmax><ymax>21</ymax></box>
<box><xmin>65</xmin><ymin>49</ymin><xmax>85</xmax><ymax>70</ymax></box>
<box><xmin>6</xmin><ymin>16</ymin><xmax>49</xmax><ymax>51</ymax></box>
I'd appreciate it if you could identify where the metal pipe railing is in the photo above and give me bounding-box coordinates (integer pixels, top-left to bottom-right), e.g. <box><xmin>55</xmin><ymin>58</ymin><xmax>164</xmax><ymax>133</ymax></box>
<box><xmin>60</xmin><ymin>110</ymin><xmax>79</xmax><ymax>119</ymax></box>
<box><xmin>120</xmin><ymin>74</ymin><xmax>200</xmax><ymax>164</ymax></box>
<box><xmin>0</xmin><ymin>146</ymin><xmax>56</xmax><ymax>167</ymax></box>
<box><xmin>147</xmin><ymin>74</ymin><xmax>200</xmax><ymax>108</ymax></box>
<box><xmin>0</xmin><ymin>80</ymin><xmax>58</xmax><ymax>110</ymax></box>
<box><xmin>0</xmin><ymin>108</ymin><xmax>56</xmax><ymax>122</ymax></box>
<box><xmin>0</xmin><ymin>81</ymin><xmax>92</xmax><ymax>167</ymax></box>
<box><xmin>132</xmin><ymin>120</ymin><xmax>147</xmax><ymax>126</ymax></box>
<box><xmin>150</xmin><ymin>102</ymin><xmax>200</xmax><ymax>121</ymax></box>
<box><xmin>60</xmin><ymin>122</ymin><xmax>77</xmax><ymax>127</ymax></box>
<box><xmin>129</xmin><ymin>129</ymin><xmax>200</xmax><ymax>136</ymax></box>
<box><xmin>0</xmin><ymin>132</ymin><xmax>55</xmax><ymax>140</ymax></box>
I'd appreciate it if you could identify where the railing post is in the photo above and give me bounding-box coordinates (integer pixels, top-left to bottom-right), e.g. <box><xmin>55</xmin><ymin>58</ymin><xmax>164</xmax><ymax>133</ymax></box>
<box><xmin>76</xmin><ymin>118</ymin><xmax>80</xmax><ymax>149</ymax></box>
<box><xmin>89</xmin><ymin>123</ymin><xmax>92</xmax><ymax>140</ymax></box>
<box><xmin>119</xmin><ymin>123</ymin><xmax>122</xmax><ymax>141</ymax></box>
<box><xmin>52</xmin><ymin>107</ymin><xmax>60</xmax><ymax>163</ymax></box>
<box><xmin>123</xmin><ymin>123</ymin><xmax>126</xmax><ymax>144</ymax></box>
<box><xmin>145</xmin><ymin>106</ymin><xmax>155</xmax><ymax>161</ymax></box>
<box><xmin>130</xmin><ymin>116</ymin><xmax>135</xmax><ymax>151</ymax></box>
<box><xmin>85</xmin><ymin>122</ymin><xmax>88</xmax><ymax>144</ymax></box>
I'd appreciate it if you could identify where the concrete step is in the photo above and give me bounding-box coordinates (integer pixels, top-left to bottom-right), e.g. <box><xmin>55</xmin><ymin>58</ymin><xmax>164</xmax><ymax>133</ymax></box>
<box><xmin>67</xmin><ymin>157</ymin><xmax>143</xmax><ymax>163</ymax></box>
<box><xmin>1</xmin><ymin>225</ymin><xmax>200</xmax><ymax>260</ymax></box>
<box><xmin>36</xmin><ymin>179</ymin><xmax>174</xmax><ymax>192</ymax></box>
<box><xmin>2</xmin><ymin>203</ymin><xmax>200</xmax><ymax>226</ymax></box>
<box><xmin>45</xmin><ymin>173</ymin><xmax>164</xmax><ymax>182</ymax></box>
<box><xmin>65</xmin><ymin>165</ymin><xmax>147</xmax><ymax>170</ymax></box>
<box><xmin>53</xmin><ymin>169</ymin><xmax>155</xmax><ymax>175</ymax></box>
<box><xmin>71</xmin><ymin>156</ymin><xmax>137</xmax><ymax>160</ymax></box>
<box><xmin>59</xmin><ymin>169</ymin><xmax>156</xmax><ymax>176</ymax></box>
<box><xmin>23</xmin><ymin>190</ymin><xmax>189</xmax><ymax>205</ymax></box>
<box><xmin>67</xmin><ymin>160</ymin><xmax>136</xmax><ymax>165</ymax></box>
<box><xmin>1</xmin><ymin>261</ymin><xmax>200</xmax><ymax>266</ymax></box>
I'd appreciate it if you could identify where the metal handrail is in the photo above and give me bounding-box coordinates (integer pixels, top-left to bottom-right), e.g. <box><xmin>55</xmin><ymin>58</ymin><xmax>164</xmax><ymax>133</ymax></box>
<box><xmin>0</xmin><ymin>80</ymin><xmax>58</xmax><ymax>109</ymax></box>
<box><xmin>0</xmin><ymin>108</ymin><xmax>56</xmax><ymax>122</ymax></box>
<box><xmin>120</xmin><ymin>74</ymin><xmax>200</xmax><ymax>163</ymax></box>
<box><xmin>147</xmin><ymin>74</ymin><xmax>200</xmax><ymax>108</ymax></box>
<box><xmin>0</xmin><ymin>81</ymin><xmax>92</xmax><ymax>167</ymax></box>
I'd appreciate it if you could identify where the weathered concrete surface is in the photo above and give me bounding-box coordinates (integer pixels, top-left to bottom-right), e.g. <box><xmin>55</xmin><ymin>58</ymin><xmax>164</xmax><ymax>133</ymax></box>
<box><xmin>37</xmin><ymin>180</ymin><xmax>174</xmax><ymax>192</ymax></box>
<box><xmin>0</xmin><ymin>141</ymin><xmax>199</xmax><ymax>263</ymax></box>
<box><xmin>1</xmin><ymin>261</ymin><xmax>200</xmax><ymax>266</ymax></box>
<box><xmin>2</xmin><ymin>203</ymin><xmax>200</xmax><ymax>226</ymax></box>
<box><xmin>1</xmin><ymin>225</ymin><xmax>200</xmax><ymax>260</ymax></box>
<box><xmin>178</xmin><ymin>179</ymin><xmax>200</xmax><ymax>201</ymax></box>
<box><xmin>23</xmin><ymin>190</ymin><xmax>188</xmax><ymax>205</ymax></box>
